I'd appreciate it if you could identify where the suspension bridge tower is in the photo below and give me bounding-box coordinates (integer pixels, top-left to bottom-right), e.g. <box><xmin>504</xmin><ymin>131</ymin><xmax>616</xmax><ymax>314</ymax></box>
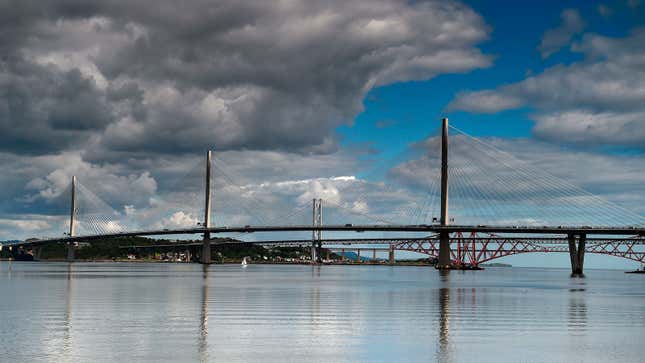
<box><xmin>201</xmin><ymin>150</ymin><xmax>213</xmax><ymax>264</ymax></box>
<box><xmin>66</xmin><ymin>175</ymin><xmax>77</xmax><ymax>261</ymax></box>
<box><xmin>436</xmin><ymin>118</ymin><xmax>452</xmax><ymax>269</ymax></box>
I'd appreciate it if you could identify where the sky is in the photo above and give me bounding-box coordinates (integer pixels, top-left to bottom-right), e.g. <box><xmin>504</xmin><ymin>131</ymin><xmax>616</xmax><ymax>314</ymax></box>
<box><xmin>0</xmin><ymin>0</ymin><xmax>644</xmax><ymax>268</ymax></box>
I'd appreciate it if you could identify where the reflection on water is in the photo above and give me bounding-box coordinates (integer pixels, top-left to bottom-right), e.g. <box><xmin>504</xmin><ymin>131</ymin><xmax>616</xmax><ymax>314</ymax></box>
<box><xmin>63</xmin><ymin>263</ymin><xmax>73</xmax><ymax>359</ymax></box>
<box><xmin>437</xmin><ymin>270</ymin><xmax>450</xmax><ymax>362</ymax></box>
<box><xmin>310</xmin><ymin>266</ymin><xmax>322</xmax><ymax>335</ymax></box>
<box><xmin>1</xmin><ymin>263</ymin><xmax>644</xmax><ymax>362</ymax></box>
<box><xmin>199</xmin><ymin>265</ymin><xmax>209</xmax><ymax>362</ymax></box>
<box><xmin>568</xmin><ymin>286</ymin><xmax>588</xmax><ymax>333</ymax></box>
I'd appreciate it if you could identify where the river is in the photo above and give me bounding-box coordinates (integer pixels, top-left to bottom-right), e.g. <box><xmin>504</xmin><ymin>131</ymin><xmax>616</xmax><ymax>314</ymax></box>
<box><xmin>1</xmin><ymin>262</ymin><xmax>644</xmax><ymax>362</ymax></box>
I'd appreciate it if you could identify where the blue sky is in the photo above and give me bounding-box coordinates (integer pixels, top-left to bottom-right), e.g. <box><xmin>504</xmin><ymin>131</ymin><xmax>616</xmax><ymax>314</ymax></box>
<box><xmin>341</xmin><ymin>0</ymin><xmax>645</xmax><ymax>154</ymax></box>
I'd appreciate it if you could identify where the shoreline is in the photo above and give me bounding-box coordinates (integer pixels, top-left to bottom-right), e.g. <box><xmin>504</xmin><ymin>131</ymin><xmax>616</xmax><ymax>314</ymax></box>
<box><xmin>0</xmin><ymin>258</ymin><xmax>507</xmax><ymax>269</ymax></box>
<box><xmin>0</xmin><ymin>258</ymin><xmax>448</xmax><ymax>267</ymax></box>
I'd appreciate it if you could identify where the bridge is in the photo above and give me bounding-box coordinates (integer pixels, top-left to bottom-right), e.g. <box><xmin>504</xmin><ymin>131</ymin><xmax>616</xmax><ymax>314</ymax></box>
<box><xmin>2</xmin><ymin>119</ymin><xmax>644</xmax><ymax>276</ymax></box>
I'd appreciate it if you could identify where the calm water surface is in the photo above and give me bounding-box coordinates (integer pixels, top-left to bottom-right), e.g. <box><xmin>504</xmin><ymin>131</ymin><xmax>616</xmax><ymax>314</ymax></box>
<box><xmin>1</xmin><ymin>262</ymin><xmax>644</xmax><ymax>362</ymax></box>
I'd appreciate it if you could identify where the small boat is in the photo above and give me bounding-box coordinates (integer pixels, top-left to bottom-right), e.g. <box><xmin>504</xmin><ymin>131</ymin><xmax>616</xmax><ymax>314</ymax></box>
<box><xmin>241</xmin><ymin>257</ymin><xmax>248</xmax><ymax>267</ymax></box>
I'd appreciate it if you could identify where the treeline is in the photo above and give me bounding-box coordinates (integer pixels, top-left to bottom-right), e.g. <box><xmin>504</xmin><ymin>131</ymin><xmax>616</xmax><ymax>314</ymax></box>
<box><xmin>2</xmin><ymin>237</ymin><xmax>320</xmax><ymax>262</ymax></box>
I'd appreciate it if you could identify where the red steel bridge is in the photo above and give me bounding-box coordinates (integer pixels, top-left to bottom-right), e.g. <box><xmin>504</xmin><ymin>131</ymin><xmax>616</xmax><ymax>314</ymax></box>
<box><xmin>111</xmin><ymin>234</ymin><xmax>645</xmax><ymax>268</ymax></box>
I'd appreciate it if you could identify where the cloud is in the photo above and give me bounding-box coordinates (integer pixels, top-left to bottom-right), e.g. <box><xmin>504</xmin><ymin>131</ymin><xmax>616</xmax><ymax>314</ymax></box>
<box><xmin>538</xmin><ymin>9</ymin><xmax>585</xmax><ymax>59</ymax></box>
<box><xmin>448</xmin><ymin>28</ymin><xmax>645</xmax><ymax>147</ymax></box>
<box><xmin>0</xmin><ymin>218</ymin><xmax>51</xmax><ymax>232</ymax></box>
<box><xmin>532</xmin><ymin>110</ymin><xmax>645</xmax><ymax>145</ymax></box>
<box><xmin>0</xmin><ymin>151</ymin><xmax>158</xmax><ymax>223</ymax></box>
<box><xmin>25</xmin><ymin>154</ymin><xmax>158</xmax><ymax>209</ymax></box>
<box><xmin>159</xmin><ymin>211</ymin><xmax>200</xmax><ymax>229</ymax></box>
<box><xmin>375</xmin><ymin>119</ymin><xmax>397</xmax><ymax>128</ymax></box>
<box><xmin>295</xmin><ymin>179</ymin><xmax>342</xmax><ymax>205</ymax></box>
<box><xmin>447</xmin><ymin>90</ymin><xmax>523</xmax><ymax>114</ymax></box>
<box><xmin>0</xmin><ymin>0</ymin><xmax>491</xmax><ymax>157</ymax></box>
<box><xmin>0</xmin><ymin>65</ymin><xmax>113</xmax><ymax>154</ymax></box>
<box><xmin>0</xmin><ymin>145</ymin><xmax>373</xmax><ymax>237</ymax></box>
<box><xmin>350</xmin><ymin>201</ymin><xmax>369</xmax><ymax>214</ymax></box>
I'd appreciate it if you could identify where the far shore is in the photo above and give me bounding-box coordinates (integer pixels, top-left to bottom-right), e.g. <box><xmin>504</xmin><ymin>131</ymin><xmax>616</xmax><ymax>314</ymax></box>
<box><xmin>0</xmin><ymin>258</ymin><xmax>457</xmax><ymax>267</ymax></box>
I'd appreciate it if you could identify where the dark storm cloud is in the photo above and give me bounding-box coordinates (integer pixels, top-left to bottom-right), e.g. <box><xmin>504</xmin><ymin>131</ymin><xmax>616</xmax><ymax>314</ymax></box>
<box><xmin>0</xmin><ymin>0</ymin><xmax>491</xmax><ymax>156</ymax></box>
<box><xmin>0</xmin><ymin>63</ymin><xmax>112</xmax><ymax>154</ymax></box>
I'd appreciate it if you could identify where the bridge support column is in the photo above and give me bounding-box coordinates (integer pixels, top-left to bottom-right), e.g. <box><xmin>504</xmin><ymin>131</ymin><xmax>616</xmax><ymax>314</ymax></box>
<box><xmin>66</xmin><ymin>243</ymin><xmax>75</xmax><ymax>261</ymax></box>
<box><xmin>356</xmin><ymin>249</ymin><xmax>361</xmax><ymax>264</ymax></box>
<box><xmin>568</xmin><ymin>233</ymin><xmax>586</xmax><ymax>277</ymax></box>
<box><xmin>311</xmin><ymin>198</ymin><xmax>323</xmax><ymax>264</ymax></box>
<box><xmin>201</xmin><ymin>150</ymin><xmax>212</xmax><ymax>264</ymax></box>
<box><xmin>372</xmin><ymin>249</ymin><xmax>376</xmax><ymax>262</ymax></box>
<box><xmin>201</xmin><ymin>239</ymin><xmax>211</xmax><ymax>264</ymax></box>
<box><xmin>310</xmin><ymin>242</ymin><xmax>317</xmax><ymax>263</ymax></box>
<box><xmin>34</xmin><ymin>247</ymin><xmax>42</xmax><ymax>261</ymax></box>
<box><xmin>389</xmin><ymin>245</ymin><xmax>395</xmax><ymax>265</ymax></box>
<box><xmin>310</xmin><ymin>197</ymin><xmax>317</xmax><ymax>262</ymax></box>
<box><xmin>326</xmin><ymin>249</ymin><xmax>330</xmax><ymax>261</ymax></box>
<box><xmin>437</xmin><ymin>232</ymin><xmax>451</xmax><ymax>269</ymax></box>
<box><xmin>341</xmin><ymin>248</ymin><xmax>346</xmax><ymax>262</ymax></box>
<box><xmin>316</xmin><ymin>241</ymin><xmax>322</xmax><ymax>264</ymax></box>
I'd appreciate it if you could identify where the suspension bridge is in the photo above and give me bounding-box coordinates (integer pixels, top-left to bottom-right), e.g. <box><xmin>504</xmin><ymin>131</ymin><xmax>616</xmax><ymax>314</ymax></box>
<box><xmin>2</xmin><ymin>119</ymin><xmax>644</xmax><ymax>276</ymax></box>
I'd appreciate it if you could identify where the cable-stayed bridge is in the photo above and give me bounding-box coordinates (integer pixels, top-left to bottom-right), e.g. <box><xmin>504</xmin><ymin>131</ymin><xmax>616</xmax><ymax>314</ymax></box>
<box><xmin>2</xmin><ymin>119</ymin><xmax>644</xmax><ymax>275</ymax></box>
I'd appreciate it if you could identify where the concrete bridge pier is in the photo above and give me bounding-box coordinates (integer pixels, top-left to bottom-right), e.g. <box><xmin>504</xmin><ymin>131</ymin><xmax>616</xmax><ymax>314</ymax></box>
<box><xmin>66</xmin><ymin>243</ymin><xmax>75</xmax><ymax>261</ymax></box>
<box><xmin>201</xmin><ymin>238</ymin><xmax>211</xmax><ymax>264</ymax></box>
<box><xmin>356</xmin><ymin>249</ymin><xmax>361</xmax><ymax>263</ymax></box>
<box><xmin>568</xmin><ymin>233</ymin><xmax>586</xmax><ymax>277</ymax></box>
<box><xmin>310</xmin><ymin>243</ymin><xmax>317</xmax><ymax>263</ymax></box>
<box><xmin>316</xmin><ymin>241</ymin><xmax>322</xmax><ymax>264</ymax></box>
<box><xmin>33</xmin><ymin>247</ymin><xmax>42</xmax><ymax>261</ymax></box>
<box><xmin>389</xmin><ymin>245</ymin><xmax>395</xmax><ymax>265</ymax></box>
<box><xmin>437</xmin><ymin>232</ymin><xmax>451</xmax><ymax>269</ymax></box>
<box><xmin>311</xmin><ymin>198</ymin><xmax>323</xmax><ymax>264</ymax></box>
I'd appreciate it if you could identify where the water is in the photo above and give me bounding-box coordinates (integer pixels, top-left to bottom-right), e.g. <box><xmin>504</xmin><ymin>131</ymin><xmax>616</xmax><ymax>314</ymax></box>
<box><xmin>1</xmin><ymin>262</ymin><xmax>644</xmax><ymax>362</ymax></box>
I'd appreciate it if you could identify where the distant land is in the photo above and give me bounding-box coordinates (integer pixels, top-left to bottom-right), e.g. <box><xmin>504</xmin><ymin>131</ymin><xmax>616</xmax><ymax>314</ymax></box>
<box><xmin>0</xmin><ymin>237</ymin><xmax>369</xmax><ymax>264</ymax></box>
<box><xmin>1</xmin><ymin>238</ymin><xmax>513</xmax><ymax>267</ymax></box>
<box><xmin>480</xmin><ymin>263</ymin><xmax>512</xmax><ymax>267</ymax></box>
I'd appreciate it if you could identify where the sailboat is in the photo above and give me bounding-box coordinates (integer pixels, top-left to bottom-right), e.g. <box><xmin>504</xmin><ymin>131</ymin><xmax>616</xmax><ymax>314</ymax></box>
<box><xmin>241</xmin><ymin>257</ymin><xmax>248</xmax><ymax>267</ymax></box>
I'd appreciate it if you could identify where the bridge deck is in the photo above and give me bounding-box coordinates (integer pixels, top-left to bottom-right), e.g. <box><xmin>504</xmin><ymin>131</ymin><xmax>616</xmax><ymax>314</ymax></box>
<box><xmin>4</xmin><ymin>224</ymin><xmax>644</xmax><ymax>248</ymax></box>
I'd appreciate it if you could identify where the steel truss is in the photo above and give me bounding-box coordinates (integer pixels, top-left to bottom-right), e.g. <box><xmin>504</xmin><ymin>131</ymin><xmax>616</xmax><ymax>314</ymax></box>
<box><xmin>393</xmin><ymin>232</ymin><xmax>645</xmax><ymax>266</ymax></box>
